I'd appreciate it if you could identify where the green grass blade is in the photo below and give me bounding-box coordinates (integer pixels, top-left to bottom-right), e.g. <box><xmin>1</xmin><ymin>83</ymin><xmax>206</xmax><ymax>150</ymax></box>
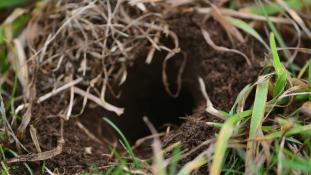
<box><xmin>308</xmin><ymin>58</ymin><xmax>311</xmax><ymax>101</ymax></box>
<box><xmin>261</xmin><ymin>3</ymin><xmax>289</xmax><ymax>60</ymax></box>
<box><xmin>226</xmin><ymin>17</ymin><xmax>268</xmax><ymax>49</ymax></box>
<box><xmin>248</xmin><ymin>78</ymin><xmax>269</xmax><ymax>139</ymax></box>
<box><xmin>112</xmin><ymin>167</ymin><xmax>124</xmax><ymax>175</ymax></box>
<box><xmin>257</xmin><ymin>123</ymin><xmax>311</xmax><ymax>140</ymax></box>
<box><xmin>210</xmin><ymin>109</ymin><xmax>252</xmax><ymax>175</ymax></box>
<box><xmin>0</xmin><ymin>28</ymin><xmax>4</xmax><ymax>45</ymax></box>
<box><xmin>242</xmin><ymin>0</ymin><xmax>310</xmax><ymax>16</ymax></box>
<box><xmin>169</xmin><ymin>145</ymin><xmax>181</xmax><ymax>175</ymax></box>
<box><xmin>270</xmin><ymin>33</ymin><xmax>287</xmax><ymax>97</ymax></box>
<box><xmin>245</xmin><ymin>78</ymin><xmax>269</xmax><ymax>173</ymax></box>
<box><xmin>282</xmin><ymin>158</ymin><xmax>311</xmax><ymax>172</ymax></box>
<box><xmin>0</xmin><ymin>0</ymin><xmax>27</xmax><ymax>8</ymax></box>
<box><xmin>6</xmin><ymin>149</ymin><xmax>33</xmax><ymax>175</ymax></box>
<box><xmin>103</xmin><ymin>117</ymin><xmax>140</xmax><ymax>168</ymax></box>
<box><xmin>270</xmin><ymin>33</ymin><xmax>282</xmax><ymax>75</ymax></box>
<box><xmin>273</xmin><ymin>72</ymin><xmax>287</xmax><ymax>97</ymax></box>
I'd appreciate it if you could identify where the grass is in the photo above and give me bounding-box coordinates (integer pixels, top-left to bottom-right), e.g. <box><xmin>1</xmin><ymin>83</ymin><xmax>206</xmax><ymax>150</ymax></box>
<box><xmin>0</xmin><ymin>0</ymin><xmax>27</xmax><ymax>9</ymax></box>
<box><xmin>261</xmin><ymin>1</ymin><xmax>290</xmax><ymax>61</ymax></box>
<box><xmin>309</xmin><ymin>59</ymin><xmax>311</xmax><ymax>100</ymax></box>
<box><xmin>245</xmin><ymin>77</ymin><xmax>269</xmax><ymax>174</ymax></box>
<box><xmin>269</xmin><ymin>33</ymin><xmax>287</xmax><ymax>97</ymax></box>
<box><xmin>226</xmin><ymin>17</ymin><xmax>268</xmax><ymax>49</ymax></box>
<box><xmin>210</xmin><ymin>109</ymin><xmax>253</xmax><ymax>174</ymax></box>
<box><xmin>103</xmin><ymin>117</ymin><xmax>141</xmax><ymax>169</ymax></box>
<box><xmin>1</xmin><ymin>0</ymin><xmax>311</xmax><ymax>174</ymax></box>
<box><xmin>243</xmin><ymin>0</ymin><xmax>311</xmax><ymax>16</ymax></box>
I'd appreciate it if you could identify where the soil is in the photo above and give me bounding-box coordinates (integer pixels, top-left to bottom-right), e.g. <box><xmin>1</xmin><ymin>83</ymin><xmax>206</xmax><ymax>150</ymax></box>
<box><xmin>8</xmin><ymin>9</ymin><xmax>265</xmax><ymax>174</ymax></box>
<box><xmin>7</xmin><ymin>98</ymin><xmax>112</xmax><ymax>174</ymax></box>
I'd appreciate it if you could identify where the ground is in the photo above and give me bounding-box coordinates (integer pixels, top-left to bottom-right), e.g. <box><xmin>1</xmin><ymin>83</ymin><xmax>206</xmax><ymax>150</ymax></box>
<box><xmin>1</xmin><ymin>0</ymin><xmax>311</xmax><ymax>174</ymax></box>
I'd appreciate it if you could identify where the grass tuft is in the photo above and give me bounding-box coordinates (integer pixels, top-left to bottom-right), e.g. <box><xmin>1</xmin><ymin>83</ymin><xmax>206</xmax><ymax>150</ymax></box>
<box><xmin>103</xmin><ymin>117</ymin><xmax>141</xmax><ymax>169</ymax></box>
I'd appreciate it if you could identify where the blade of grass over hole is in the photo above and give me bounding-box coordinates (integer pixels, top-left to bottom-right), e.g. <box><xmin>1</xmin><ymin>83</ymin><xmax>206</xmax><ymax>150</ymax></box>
<box><xmin>270</xmin><ymin>33</ymin><xmax>287</xmax><ymax>97</ymax></box>
<box><xmin>111</xmin><ymin>148</ymin><xmax>129</xmax><ymax>169</ymax></box>
<box><xmin>103</xmin><ymin>117</ymin><xmax>140</xmax><ymax>168</ymax></box>
<box><xmin>245</xmin><ymin>78</ymin><xmax>269</xmax><ymax>173</ymax></box>
<box><xmin>210</xmin><ymin>109</ymin><xmax>252</xmax><ymax>175</ymax></box>
<box><xmin>226</xmin><ymin>17</ymin><xmax>268</xmax><ymax>49</ymax></box>
<box><xmin>261</xmin><ymin>1</ymin><xmax>289</xmax><ymax>60</ymax></box>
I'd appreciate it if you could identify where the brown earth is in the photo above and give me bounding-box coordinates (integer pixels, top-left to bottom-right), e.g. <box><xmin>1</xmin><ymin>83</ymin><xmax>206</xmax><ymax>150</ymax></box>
<box><xmin>8</xmin><ymin>9</ymin><xmax>265</xmax><ymax>174</ymax></box>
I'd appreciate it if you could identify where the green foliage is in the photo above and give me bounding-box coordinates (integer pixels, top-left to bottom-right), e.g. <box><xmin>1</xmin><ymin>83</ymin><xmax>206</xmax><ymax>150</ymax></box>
<box><xmin>262</xmin><ymin>3</ymin><xmax>289</xmax><ymax>60</ymax></box>
<box><xmin>269</xmin><ymin>33</ymin><xmax>287</xmax><ymax>97</ymax></box>
<box><xmin>103</xmin><ymin>118</ymin><xmax>141</xmax><ymax>168</ymax></box>
<box><xmin>210</xmin><ymin>110</ymin><xmax>252</xmax><ymax>175</ymax></box>
<box><xmin>226</xmin><ymin>17</ymin><xmax>268</xmax><ymax>49</ymax></box>
<box><xmin>168</xmin><ymin>145</ymin><xmax>181</xmax><ymax>175</ymax></box>
<box><xmin>243</xmin><ymin>0</ymin><xmax>311</xmax><ymax>16</ymax></box>
<box><xmin>308</xmin><ymin>59</ymin><xmax>311</xmax><ymax>100</ymax></box>
<box><xmin>0</xmin><ymin>0</ymin><xmax>27</xmax><ymax>9</ymax></box>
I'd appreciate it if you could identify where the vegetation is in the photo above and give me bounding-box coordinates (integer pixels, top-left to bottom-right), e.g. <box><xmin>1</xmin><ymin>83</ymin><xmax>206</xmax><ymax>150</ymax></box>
<box><xmin>1</xmin><ymin>0</ymin><xmax>311</xmax><ymax>174</ymax></box>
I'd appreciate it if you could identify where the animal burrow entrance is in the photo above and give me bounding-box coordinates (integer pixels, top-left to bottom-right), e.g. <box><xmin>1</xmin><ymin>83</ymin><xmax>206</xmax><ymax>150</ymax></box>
<box><xmin>99</xmin><ymin>55</ymin><xmax>195</xmax><ymax>143</ymax></box>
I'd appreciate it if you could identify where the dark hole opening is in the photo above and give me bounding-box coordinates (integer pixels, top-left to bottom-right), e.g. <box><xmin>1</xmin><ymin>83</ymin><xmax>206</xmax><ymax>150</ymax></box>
<box><xmin>107</xmin><ymin>56</ymin><xmax>195</xmax><ymax>143</ymax></box>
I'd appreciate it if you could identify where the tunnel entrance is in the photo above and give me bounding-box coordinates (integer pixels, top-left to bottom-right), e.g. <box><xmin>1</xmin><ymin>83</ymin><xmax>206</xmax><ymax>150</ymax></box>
<box><xmin>107</xmin><ymin>55</ymin><xmax>195</xmax><ymax>143</ymax></box>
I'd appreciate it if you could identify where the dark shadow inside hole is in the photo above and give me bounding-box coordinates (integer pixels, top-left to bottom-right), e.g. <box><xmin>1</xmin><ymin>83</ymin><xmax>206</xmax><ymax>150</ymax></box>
<box><xmin>107</xmin><ymin>56</ymin><xmax>195</xmax><ymax>143</ymax></box>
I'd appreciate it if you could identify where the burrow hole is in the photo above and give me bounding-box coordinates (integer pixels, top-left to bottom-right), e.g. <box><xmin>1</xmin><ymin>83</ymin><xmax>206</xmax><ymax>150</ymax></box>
<box><xmin>105</xmin><ymin>55</ymin><xmax>195</xmax><ymax>143</ymax></box>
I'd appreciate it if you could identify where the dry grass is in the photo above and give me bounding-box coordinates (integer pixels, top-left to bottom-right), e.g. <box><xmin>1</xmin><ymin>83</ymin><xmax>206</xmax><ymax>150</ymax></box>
<box><xmin>13</xmin><ymin>0</ymin><xmax>179</xmax><ymax>137</ymax></box>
